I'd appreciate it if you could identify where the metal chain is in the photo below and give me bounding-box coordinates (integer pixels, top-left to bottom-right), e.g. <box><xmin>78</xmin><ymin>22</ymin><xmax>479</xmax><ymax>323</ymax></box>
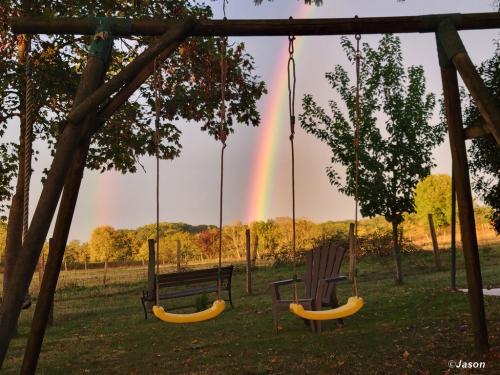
<box><xmin>23</xmin><ymin>35</ymin><xmax>34</xmax><ymax>241</ymax></box>
<box><xmin>352</xmin><ymin>28</ymin><xmax>361</xmax><ymax>297</ymax></box>
<box><xmin>287</xmin><ymin>28</ymin><xmax>298</xmax><ymax>303</ymax></box>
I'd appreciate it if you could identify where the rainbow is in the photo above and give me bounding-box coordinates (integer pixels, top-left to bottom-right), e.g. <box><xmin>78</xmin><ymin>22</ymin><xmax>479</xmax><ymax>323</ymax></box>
<box><xmin>245</xmin><ymin>2</ymin><xmax>315</xmax><ymax>223</ymax></box>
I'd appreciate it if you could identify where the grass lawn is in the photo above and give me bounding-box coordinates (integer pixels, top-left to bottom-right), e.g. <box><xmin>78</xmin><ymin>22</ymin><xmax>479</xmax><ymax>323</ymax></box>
<box><xmin>3</xmin><ymin>247</ymin><xmax>500</xmax><ymax>374</ymax></box>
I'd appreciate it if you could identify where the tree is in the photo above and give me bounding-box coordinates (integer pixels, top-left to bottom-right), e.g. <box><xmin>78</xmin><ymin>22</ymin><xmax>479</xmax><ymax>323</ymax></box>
<box><xmin>197</xmin><ymin>228</ymin><xmax>219</xmax><ymax>259</ymax></box>
<box><xmin>88</xmin><ymin>226</ymin><xmax>116</xmax><ymax>264</ymax></box>
<box><xmin>300</xmin><ymin>34</ymin><xmax>445</xmax><ymax>283</ymax></box>
<box><xmin>462</xmin><ymin>41</ymin><xmax>500</xmax><ymax>234</ymax></box>
<box><xmin>414</xmin><ymin>174</ymin><xmax>452</xmax><ymax>228</ymax></box>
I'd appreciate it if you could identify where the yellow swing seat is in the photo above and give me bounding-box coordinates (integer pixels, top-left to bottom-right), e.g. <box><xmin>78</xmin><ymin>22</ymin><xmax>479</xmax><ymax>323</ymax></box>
<box><xmin>152</xmin><ymin>299</ymin><xmax>225</xmax><ymax>324</ymax></box>
<box><xmin>289</xmin><ymin>296</ymin><xmax>364</xmax><ymax>321</ymax></box>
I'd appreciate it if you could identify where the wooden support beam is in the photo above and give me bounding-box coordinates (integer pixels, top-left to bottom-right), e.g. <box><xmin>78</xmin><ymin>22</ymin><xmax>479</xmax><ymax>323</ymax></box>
<box><xmin>464</xmin><ymin>120</ymin><xmax>491</xmax><ymax>140</ymax></box>
<box><xmin>21</xmin><ymin>131</ymin><xmax>95</xmax><ymax>374</ymax></box>
<box><xmin>96</xmin><ymin>39</ymin><xmax>182</xmax><ymax>125</ymax></box>
<box><xmin>437</xmin><ymin>33</ymin><xmax>489</xmax><ymax>352</ymax></box>
<box><xmin>437</xmin><ymin>19</ymin><xmax>500</xmax><ymax>145</ymax></box>
<box><xmin>0</xmin><ymin>31</ymin><xmax>112</xmax><ymax>368</ymax></box>
<box><xmin>451</xmin><ymin>167</ymin><xmax>457</xmax><ymax>291</ymax></box>
<box><xmin>68</xmin><ymin>19</ymin><xmax>194</xmax><ymax>126</ymax></box>
<box><xmin>9</xmin><ymin>12</ymin><xmax>500</xmax><ymax>37</ymax></box>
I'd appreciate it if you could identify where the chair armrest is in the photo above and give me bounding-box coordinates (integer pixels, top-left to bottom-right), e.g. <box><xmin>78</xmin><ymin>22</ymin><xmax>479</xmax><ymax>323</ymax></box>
<box><xmin>322</xmin><ymin>276</ymin><xmax>347</xmax><ymax>283</ymax></box>
<box><xmin>269</xmin><ymin>278</ymin><xmax>303</xmax><ymax>287</ymax></box>
<box><xmin>269</xmin><ymin>278</ymin><xmax>303</xmax><ymax>302</ymax></box>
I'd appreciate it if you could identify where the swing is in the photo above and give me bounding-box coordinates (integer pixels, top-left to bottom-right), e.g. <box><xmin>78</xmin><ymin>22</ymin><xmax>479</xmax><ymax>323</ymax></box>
<box><xmin>151</xmin><ymin>30</ymin><xmax>230</xmax><ymax>324</ymax></box>
<box><xmin>286</xmin><ymin>31</ymin><xmax>364</xmax><ymax>321</ymax></box>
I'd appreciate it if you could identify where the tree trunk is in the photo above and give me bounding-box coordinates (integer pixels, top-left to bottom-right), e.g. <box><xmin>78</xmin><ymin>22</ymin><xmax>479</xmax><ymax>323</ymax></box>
<box><xmin>391</xmin><ymin>221</ymin><xmax>403</xmax><ymax>284</ymax></box>
<box><xmin>103</xmin><ymin>259</ymin><xmax>108</xmax><ymax>287</ymax></box>
<box><xmin>2</xmin><ymin>35</ymin><xmax>27</xmax><ymax>311</ymax></box>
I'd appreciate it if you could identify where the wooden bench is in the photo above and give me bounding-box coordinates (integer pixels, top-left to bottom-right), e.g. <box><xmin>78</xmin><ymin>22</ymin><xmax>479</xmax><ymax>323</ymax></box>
<box><xmin>140</xmin><ymin>265</ymin><xmax>234</xmax><ymax>319</ymax></box>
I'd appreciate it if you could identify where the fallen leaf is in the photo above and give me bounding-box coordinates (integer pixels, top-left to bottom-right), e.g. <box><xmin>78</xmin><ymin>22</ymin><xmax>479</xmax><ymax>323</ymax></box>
<box><xmin>403</xmin><ymin>350</ymin><xmax>410</xmax><ymax>361</ymax></box>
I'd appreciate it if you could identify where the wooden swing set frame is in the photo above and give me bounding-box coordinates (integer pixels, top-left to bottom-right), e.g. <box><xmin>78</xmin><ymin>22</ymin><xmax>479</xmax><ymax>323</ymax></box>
<box><xmin>1</xmin><ymin>11</ymin><xmax>499</xmax><ymax>373</ymax></box>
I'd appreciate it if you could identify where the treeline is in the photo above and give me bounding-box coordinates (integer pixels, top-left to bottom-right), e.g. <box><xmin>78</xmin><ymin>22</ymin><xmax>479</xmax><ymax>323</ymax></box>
<box><xmin>1</xmin><ymin>206</ymin><xmax>493</xmax><ymax>268</ymax></box>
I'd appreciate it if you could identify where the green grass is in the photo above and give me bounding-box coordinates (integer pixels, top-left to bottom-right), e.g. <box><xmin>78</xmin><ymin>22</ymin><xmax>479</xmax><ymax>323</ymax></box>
<box><xmin>3</xmin><ymin>247</ymin><xmax>500</xmax><ymax>374</ymax></box>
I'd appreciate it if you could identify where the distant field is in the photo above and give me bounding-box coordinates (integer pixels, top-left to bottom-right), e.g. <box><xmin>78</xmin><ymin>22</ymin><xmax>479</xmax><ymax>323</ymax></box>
<box><xmin>2</xmin><ymin>243</ymin><xmax>500</xmax><ymax>374</ymax></box>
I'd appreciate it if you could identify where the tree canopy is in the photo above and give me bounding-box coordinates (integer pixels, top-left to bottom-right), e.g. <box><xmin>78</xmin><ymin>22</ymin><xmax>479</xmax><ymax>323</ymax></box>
<box><xmin>299</xmin><ymin>34</ymin><xmax>446</xmax><ymax>282</ymax></box>
<box><xmin>0</xmin><ymin>0</ymin><xmax>266</xmax><ymax>215</ymax></box>
<box><xmin>414</xmin><ymin>174</ymin><xmax>452</xmax><ymax>227</ymax></box>
<box><xmin>462</xmin><ymin>40</ymin><xmax>500</xmax><ymax>234</ymax></box>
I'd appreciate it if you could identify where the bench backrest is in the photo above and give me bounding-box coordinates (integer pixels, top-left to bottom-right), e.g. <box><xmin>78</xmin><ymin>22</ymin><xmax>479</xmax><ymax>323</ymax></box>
<box><xmin>156</xmin><ymin>265</ymin><xmax>233</xmax><ymax>288</ymax></box>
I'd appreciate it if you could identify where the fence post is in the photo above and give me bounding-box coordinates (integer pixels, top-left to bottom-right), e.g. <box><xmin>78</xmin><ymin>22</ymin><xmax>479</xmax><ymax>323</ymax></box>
<box><xmin>176</xmin><ymin>239</ymin><xmax>181</xmax><ymax>272</ymax></box>
<box><xmin>245</xmin><ymin>229</ymin><xmax>252</xmax><ymax>295</ymax></box>
<box><xmin>147</xmin><ymin>239</ymin><xmax>156</xmax><ymax>311</ymax></box>
<box><xmin>252</xmin><ymin>233</ymin><xmax>258</xmax><ymax>267</ymax></box>
<box><xmin>428</xmin><ymin>214</ymin><xmax>442</xmax><ymax>269</ymax></box>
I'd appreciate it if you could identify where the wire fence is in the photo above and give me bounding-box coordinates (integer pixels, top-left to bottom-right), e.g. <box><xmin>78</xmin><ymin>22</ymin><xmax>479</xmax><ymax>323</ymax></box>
<box><xmin>0</xmin><ymin>228</ymin><xmax>498</xmax><ymax>322</ymax></box>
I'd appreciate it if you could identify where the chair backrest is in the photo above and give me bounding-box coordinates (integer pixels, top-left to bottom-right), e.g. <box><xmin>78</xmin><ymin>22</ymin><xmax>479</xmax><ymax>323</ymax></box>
<box><xmin>303</xmin><ymin>243</ymin><xmax>346</xmax><ymax>300</ymax></box>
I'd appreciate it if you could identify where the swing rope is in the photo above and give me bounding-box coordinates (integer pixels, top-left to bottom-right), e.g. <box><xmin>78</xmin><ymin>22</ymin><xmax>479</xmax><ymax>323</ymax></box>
<box><xmin>288</xmin><ymin>21</ymin><xmax>364</xmax><ymax>321</ymax></box>
<box><xmin>154</xmin><ymin>56</ymin><xmax>161</xmax><ymax>308</ymax></box>
<box><xmin>352</xmin><ymin>29</ymin><xmax>361</xmax><ymax>298</ymax></box>
<box><xmin>151</xmin><ymin>2</ymin><xmax>228</xmax><ymax>323</ymax></box>
<box><xmin>287</xmin><ymin>28</ymin><xmax>298</xmax><ymax>304</ymax></box>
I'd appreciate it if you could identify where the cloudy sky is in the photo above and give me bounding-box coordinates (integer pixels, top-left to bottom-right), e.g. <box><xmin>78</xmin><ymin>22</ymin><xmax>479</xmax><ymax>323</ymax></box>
<box><xmin>6</xmin><ymin>0</ymin><xmax>499</xmax><ymax>241</ymax></box>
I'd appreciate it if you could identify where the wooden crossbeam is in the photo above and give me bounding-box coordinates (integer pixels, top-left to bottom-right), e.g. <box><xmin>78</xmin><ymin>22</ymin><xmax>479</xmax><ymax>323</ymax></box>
<box><xmin>9</xmin><ymin>12</ymin><xmax>500</xmax><ymax>37</ymax></box>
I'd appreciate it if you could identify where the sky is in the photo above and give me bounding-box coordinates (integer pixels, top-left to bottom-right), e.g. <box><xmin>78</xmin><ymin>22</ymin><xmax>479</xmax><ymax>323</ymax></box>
<box><xmin>5</xmin><ymin>0</ymin><xmax>500</xmax><ymax>241</ymax></box>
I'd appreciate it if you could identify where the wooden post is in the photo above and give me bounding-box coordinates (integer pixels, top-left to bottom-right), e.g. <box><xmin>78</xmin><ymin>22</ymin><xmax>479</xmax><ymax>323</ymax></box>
<box><xmin>437</xmin><ymin>26</ymin><xmax>489</xmax><ymax>352</ymax></box>
<box><xmin>252</xmin><ymin>233</ymin><xmax>258</xmax><ymax>267</ymax></box>
<box><xmin>245</xmin><ymin>229</ymin><xmax>252</xmax><ymax>295</ymax></box>
<box><xmin>147</xmin><ymin>239</ymin><xmax>156</xmax><ymax>311</ymax></box>
<box><xmin>176</xmin><ymin>239</ymin><xmax>181</xmax><ymax>272</ymax></box>
<box><xmin>348</xmin><ymin>223</ymin><xmax>355</xmax><ymax>281</ymax></box>
<box><xmin>451</xmin><ymin>167</ymin><xmax>457</xmax><ymax>290</ymax></box>
<box><xmin>437</xmin><ymin>19</ymin><xmax>500</xmax><ymax>145</ymax></box>
<box><xmin>428</xmin><ymin>214</ymin><xmax>442</xmax><ymax>269</ymax></box>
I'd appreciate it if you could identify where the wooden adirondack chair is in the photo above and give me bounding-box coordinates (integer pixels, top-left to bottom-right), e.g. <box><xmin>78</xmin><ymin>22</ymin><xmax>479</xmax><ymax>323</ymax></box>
<box><xmin>269</xmin><ymin>243</ymin><xmax>347</xmax><ymax>333</ymax></box>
